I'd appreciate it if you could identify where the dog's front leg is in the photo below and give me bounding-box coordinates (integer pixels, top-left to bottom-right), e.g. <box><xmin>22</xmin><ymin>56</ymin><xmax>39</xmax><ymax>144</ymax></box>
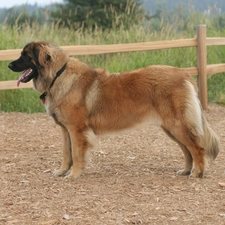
<box><xmin>53</xmin><ymin>126</ymin><xmax>72</xmax><ymax>177</ymax></box>
<box><xmin>64</xmin><ymin>125</ymin><xmax>94</xmax><ymax>179</ymax></box>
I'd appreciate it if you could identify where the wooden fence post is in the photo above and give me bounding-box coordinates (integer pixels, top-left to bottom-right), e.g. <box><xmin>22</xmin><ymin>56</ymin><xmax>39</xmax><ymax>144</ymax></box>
<box><xmin>197</xmin><ymin>24</ymin><xmax>208</xmax><ymax>110</ymax></box>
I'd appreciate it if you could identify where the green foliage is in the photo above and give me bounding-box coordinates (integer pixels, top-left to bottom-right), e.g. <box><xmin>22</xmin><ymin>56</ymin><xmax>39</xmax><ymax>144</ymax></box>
<box><xmin>144</xmin><ymin>1</ymin><xmax>225</xmax><ymax>36</ymax></box>
<box><xmin>208</xmin><ymin>74</ymin><xmax>225</xmax><ymax>104</ymax></box>
<box><xmin>1</xmin><ymin>4</ymin><xmax>50</xmax><ymax>26</ymax></box>
<box><xmin>51</xmin><ymin>0</ymin><xmax>146</xmax><ymax>30</ymax></box>
<box><xmin>0</xmin><ymin>89</ymin><xmax>45</xmax><ymax>113</ymax></box>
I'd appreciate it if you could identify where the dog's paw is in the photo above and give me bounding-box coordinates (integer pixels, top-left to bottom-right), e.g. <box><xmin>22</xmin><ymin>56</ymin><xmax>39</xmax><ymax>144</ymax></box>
<box><xmin>52</xmin><ymin>169</ymin><xmax>69</xmax><ymax>177</ymax></box>
<box><xmin>176</xmin><ymin>169</ymin><xmax>191</xmax><ymax>176</ymax></box>
<box><xmin>189</xmin><ymin>171</ymin><xmax>204</xmax><ymax>179</ymax></box>
<box><xmin>64</xmin><ymin>169</ymin><xmax>82</xmax><ymax>180</ymax></box>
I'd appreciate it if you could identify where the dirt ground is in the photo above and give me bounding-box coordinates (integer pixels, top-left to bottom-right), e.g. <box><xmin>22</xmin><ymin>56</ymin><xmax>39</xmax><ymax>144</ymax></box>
<box><xmin>0</xmin><ymin>103</ymin><xmax>225</xmax><ymax>225</ymax></box>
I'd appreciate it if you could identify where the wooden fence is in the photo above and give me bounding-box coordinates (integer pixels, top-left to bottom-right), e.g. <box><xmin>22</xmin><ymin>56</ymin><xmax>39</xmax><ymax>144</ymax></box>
<box><xmin>0</xmin><ymin>24</ymin><xmax>225</xmax><ymax>109</ymax></box>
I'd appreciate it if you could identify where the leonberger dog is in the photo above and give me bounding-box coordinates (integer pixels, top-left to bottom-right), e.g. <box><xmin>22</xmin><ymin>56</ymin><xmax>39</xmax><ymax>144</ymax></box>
<box><xmin>8</xmin><ymin>41</ymin><xmax>219</xmax><ymax>179</ymax></box>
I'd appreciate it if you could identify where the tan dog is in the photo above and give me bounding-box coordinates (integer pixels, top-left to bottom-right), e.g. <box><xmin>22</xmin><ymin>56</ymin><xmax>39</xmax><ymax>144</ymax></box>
<box><xmin>8</xmin><ymin>41</ymin><xmax>220</xmax><ymax>179</ymax></box>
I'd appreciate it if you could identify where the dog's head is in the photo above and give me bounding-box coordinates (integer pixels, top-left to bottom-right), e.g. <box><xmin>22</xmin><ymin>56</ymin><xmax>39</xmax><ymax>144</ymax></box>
<box><xmin>8</xmin><ymin>41</ymin><xmax>68</xmax><ymax>92</ymax></box>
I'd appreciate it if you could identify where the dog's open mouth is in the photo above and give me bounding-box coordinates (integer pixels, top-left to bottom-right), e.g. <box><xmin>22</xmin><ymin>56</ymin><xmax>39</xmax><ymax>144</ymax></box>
<box><xmin>17</xmin><ymin>68</ymin><xmax>36</xmax><ymax>86</ymax></box>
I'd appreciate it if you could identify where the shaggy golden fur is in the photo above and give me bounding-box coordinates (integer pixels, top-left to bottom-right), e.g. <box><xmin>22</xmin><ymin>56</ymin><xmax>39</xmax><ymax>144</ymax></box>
<box><xmin>8</xmin><ymin>41</ymin><xmax>220</xmax><ymax>179</ymax></box>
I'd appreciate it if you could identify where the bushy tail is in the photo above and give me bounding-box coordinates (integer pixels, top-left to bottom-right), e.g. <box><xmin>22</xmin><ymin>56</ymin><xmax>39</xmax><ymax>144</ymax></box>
<box><xmin>185</xmin><ymin>80</ymin><xmax>220</xmax><ymax>160</ymax></box>
<box><xmin>200</xmin><ymin>115</ymin><xmax>220</xmax><ymax>160</ymax></box>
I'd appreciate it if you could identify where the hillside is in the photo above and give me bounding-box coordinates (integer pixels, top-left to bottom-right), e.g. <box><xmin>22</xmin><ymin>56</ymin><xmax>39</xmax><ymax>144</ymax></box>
<box><xmin>143</xmin><ymin>0</ymin><xmax>225</xmax><ymax>13</ymax></box>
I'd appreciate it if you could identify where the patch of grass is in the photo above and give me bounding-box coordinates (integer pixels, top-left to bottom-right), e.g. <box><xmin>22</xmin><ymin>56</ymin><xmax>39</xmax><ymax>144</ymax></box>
<box><xmin>0</xmin><ymin>20</ymin><xmax>225</xmax><ymax>112</ymax></box>
<box><xmin>0</xmin><ymin>89</ymin><xmax>44</xmax><ymax>113</ymax></box>
<box><xmin>208</xmin><ymin>73</ymin><xmax>225</xmax><ymax>104</ymax></box>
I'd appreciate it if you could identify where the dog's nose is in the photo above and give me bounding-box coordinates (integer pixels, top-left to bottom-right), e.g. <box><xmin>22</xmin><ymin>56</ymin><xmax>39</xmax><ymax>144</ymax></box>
<box><xmin>8</xmin><ymin>63</ymin><xmax>13</xmax><ymax>70</ymax></box>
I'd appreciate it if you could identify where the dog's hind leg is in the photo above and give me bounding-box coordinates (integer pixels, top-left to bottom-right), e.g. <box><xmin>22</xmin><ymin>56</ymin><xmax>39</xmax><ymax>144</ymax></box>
<box><xmin>163</xmin><ymin>122</ymin><xmax>205</xmax><ymax>178</ymax></box>
<box><xmin>53</xmin><ymin>126</ymin><xmax>72</xmax><ymax>177</ymax></box>
<box><xmin>161</xmin><ymin>126</ymin><xmax>193</xmax><ymax>176</ymax></box>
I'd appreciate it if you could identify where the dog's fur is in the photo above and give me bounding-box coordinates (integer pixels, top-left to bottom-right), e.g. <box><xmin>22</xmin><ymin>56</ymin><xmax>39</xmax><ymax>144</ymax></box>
<box><xmin>8</xmin><ymin>41</ymin><xmax>220</xmax><ymax>179</ymax></box>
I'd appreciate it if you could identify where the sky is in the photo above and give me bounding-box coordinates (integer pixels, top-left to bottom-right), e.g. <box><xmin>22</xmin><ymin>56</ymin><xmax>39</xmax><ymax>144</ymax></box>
<box><xmin>0</xmin><ymin>0</ymin><xmax>63</xmax><ymax>8</ymax></box>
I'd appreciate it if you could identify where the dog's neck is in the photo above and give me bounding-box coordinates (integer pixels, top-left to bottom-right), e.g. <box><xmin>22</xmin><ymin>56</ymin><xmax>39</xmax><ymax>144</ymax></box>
<box><xmin>40</xmin><ymin>62</ymin><xmax>67</xmax><ymax>104</ymax></box>
<box><xmin>49</xmin><ymin>62</ymin><xmax>67</xmax><ymax>89</ymax></box>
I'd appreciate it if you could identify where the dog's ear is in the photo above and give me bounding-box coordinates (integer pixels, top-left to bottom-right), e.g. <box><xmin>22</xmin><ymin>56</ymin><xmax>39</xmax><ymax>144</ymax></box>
<box><xmin>32</xmin><ymin>43</ymin><xmax>51</xmax><ymax>68</ymax></box>
<box><xmin>32</xmin><ymin>46</ymin><xmax>41</xmax><ymax>68</ymax></box>
<box><xmin>38</xmin><ymin>44</ymin><xmax>52</xmax><ymax>67</ymax></box>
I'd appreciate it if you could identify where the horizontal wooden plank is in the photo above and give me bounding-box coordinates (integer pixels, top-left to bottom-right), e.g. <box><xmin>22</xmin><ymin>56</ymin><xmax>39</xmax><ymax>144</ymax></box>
<box><xmin>181</xmin><ymin>67</ymin><xmax>198</xmax><ymax>75</ymax></box>
<box><xmin>1</xmin><ymin>64</ymin><xmax>224</xmax><ymax>91</ymax></box>
<box><xmin>63</xmin><ymin>39</ymin><xmax>197</xmax><ymax>56</ymax></box>
<box><xmin>0</xmin><ymin>39</ymin><xmax>197</xmax><ymax>61</ymax></box>
<box><xmin>1</xmin><ymin>37</ymin><xmax>224</xmax><ymax>61</ymax></box>
<box><xmin>0</xmin><ymin>49</ymin><xmax>21</xmax><ymax>61</ymax></box>
<box><xmin>206</xmin><ymin>38</ymin><xmax>225</xmax><ymax>46</ymax></box>
<box><xmin>181</xmin><ymin>64</ymin><xmax>225</xmax><ymax>76</ymax></box>
<box><xmin>207</xmin><ymin>63</ymin><xmax>225</xmax><ymax>75</ymax></box>
<box><xmin>0</xmin><ymin>80</ymin><xmax>33</xmax><ymax>90</ymax></box>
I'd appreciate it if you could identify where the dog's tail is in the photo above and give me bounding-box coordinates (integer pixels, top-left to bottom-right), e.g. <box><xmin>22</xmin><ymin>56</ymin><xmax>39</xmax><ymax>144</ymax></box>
<box><xmin>185</xmin><ymin>81</ymin><xmax>220</xmax><ymax>160</ymax></box>
<box><xmin>201</xmin><ymin>116</ymin><xmax>220</xmax><ymax>160</ymax></box>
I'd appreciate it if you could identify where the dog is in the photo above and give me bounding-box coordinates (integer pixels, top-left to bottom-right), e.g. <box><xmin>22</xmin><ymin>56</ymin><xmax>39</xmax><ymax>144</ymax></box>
<box><xmin>8</xmin><ymin>41</ymin><xmax>220</xmax><ymax>179</ymax></box>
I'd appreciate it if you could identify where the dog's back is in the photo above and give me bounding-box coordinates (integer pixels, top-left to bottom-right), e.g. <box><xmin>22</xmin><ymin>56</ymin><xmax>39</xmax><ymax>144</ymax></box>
<box><xmin>88</xmin><ymin>65</ymin><xmax>197</xmax><ymax>133</ymax></box>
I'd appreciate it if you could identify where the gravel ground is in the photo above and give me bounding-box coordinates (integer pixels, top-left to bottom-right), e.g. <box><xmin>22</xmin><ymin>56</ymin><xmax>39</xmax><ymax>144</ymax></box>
<box><xmin>0</xmin><ymin>103</ymin><xmax>225</xmax><ymax>225</ymax></box>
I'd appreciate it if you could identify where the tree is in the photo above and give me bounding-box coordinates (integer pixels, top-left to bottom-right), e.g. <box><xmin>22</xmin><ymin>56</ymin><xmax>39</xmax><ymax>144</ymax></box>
<box><xmin>50</xmin><ymin>0</ymin><xmax>147</xmax><ymax>30</ymax></box>
<box><xmin>1</xmin><ymin>4</ymin><xmax>49</xmax><ymax>26</ymax></box>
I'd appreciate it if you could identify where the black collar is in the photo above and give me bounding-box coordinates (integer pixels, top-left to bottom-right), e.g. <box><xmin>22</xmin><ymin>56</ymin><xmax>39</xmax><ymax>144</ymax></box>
<box><xmin>40</xmin><ymin>62</ymin><xmax>67</xmax><ymax>104</ymax></box>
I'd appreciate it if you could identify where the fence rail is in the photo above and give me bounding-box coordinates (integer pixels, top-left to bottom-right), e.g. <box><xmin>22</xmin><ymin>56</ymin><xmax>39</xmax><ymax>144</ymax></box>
<box><xmin>1</xmin><ymin>24</ymin><xmax>225</xmax><ymax>109</ymax></box>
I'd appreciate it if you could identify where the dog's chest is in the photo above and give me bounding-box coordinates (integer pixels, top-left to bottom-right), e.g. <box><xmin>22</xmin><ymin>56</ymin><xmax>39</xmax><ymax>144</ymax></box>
<box><xmin>44</xmin><ymin>99</ymin><xmax>51</xmax><ymax>114</ymax></box>
<box><xmin>44</xmin><ymin>99</ymin><xmax>56</xmax><ymax>119</ymax></box>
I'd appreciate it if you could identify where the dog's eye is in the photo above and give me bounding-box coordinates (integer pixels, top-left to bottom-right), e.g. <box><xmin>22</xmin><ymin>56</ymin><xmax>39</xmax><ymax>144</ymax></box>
<box><xmin>25</xmin><ymin>55</ymin><xmax>32</xmax><ymax>61</ymax></box>
<box><xmin>22</xmin><ymin>53</ymin><xmax>32</xmax><ymax>61</ymax></box>
<box><xmin>46</xmin><ymin>54</ymin><xmax>51</xmax><ymax>61</ymax></box>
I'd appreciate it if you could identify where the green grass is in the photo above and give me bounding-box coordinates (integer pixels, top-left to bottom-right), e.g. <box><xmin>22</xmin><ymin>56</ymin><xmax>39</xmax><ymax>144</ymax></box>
<box><xmin>0</xmin><ymin>20</ymin><xmax>225</xmax><ymax>112</ymax></box>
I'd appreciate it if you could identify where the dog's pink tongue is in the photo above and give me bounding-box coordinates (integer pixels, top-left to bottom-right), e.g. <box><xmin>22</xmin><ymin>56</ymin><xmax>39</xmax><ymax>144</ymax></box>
<box><xmin>17</xmin><ymin>69</ymin><xmax>31</xmax><ymax>87</ymax></box>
